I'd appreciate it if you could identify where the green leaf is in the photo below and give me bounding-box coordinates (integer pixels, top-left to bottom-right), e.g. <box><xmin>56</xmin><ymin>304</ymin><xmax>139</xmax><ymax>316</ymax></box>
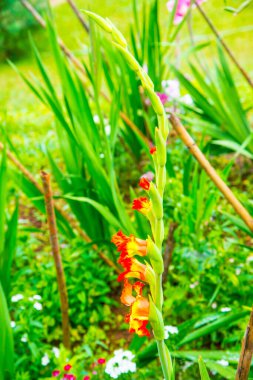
<box><xmin>198</xmin><ymin>356</ymin><xmax>211</xmax><ymax>380</ymax></box>
<box><xmin>0</xmin><ymin>282</ymin><xmax>14</xmax><ymax>380</ymax></box>
<box><xmin>63</xmin><ymin>196</ymin><xmax>123</xmax><ymax>230</ymax></box>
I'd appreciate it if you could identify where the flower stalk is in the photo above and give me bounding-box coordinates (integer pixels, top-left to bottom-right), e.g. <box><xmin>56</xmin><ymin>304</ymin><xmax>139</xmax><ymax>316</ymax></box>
<box><xmin>84</xmin><ymin>11</ymin><xmax>173</xmax><ymax>379</ymax></box>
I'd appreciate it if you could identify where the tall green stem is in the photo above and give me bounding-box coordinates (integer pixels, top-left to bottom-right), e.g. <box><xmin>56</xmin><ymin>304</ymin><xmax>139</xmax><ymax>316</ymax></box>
<box><xmin>84</xmin><ymin>12</ymin><xmax>173</xmax><ymax>379</ymax></box>
<box><xmin>157</xmin><ymin>340</ymin><xmax>173</xmax><ymax>380</ymax></box>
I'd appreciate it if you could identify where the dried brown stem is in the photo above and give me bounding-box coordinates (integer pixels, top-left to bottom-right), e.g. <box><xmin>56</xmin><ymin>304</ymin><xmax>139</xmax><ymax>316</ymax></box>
<box><xmin>41</xmin><ymin>171</ymin><xmax>71</xmax><ymax>349</ymax></box>
<box><xmin>162</xmin><ymin>222</ymin><xmax>178</xmax><ymax>284</ymax></box>
<box><xmin>236</xmin><ymin>306</ymin><xmax>253</xmax><ymax>380</ymax></box>
<box><xmin>66</xmin><ymin>0</ymin><xmax>89</xmax><ymax>33</ymax></box>
<box><xmin>194</xmin><ymin>1</ymin><xmax>253</xmax><ymax>89</ymax></box>
<box><xmin>169</xmin><ymin>113</ymin><xmax>253</xmax><ymax>232</ymax></box>
<box><xmin>0</xmin><ymin>142</ymin><xmax>119</xmax><ymax>273</ymax></box>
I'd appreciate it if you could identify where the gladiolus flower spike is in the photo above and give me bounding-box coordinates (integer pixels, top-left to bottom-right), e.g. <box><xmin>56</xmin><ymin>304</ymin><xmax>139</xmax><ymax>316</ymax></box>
<box><xmin>85</xmin><ymin>11</ymin><xmax>173</xmax><ymax>380</ymax></box>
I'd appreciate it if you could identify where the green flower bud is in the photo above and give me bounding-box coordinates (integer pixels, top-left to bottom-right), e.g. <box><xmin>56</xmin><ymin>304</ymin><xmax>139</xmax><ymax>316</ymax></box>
<box><xmin>145</xmin><ymin>263</ymin><xmax>156</xmax><ymax>301</ymax></box>
<box><xmin>112</xmin><ymin>43</ymin><xmax>140</xmax><ymax>72</ymax></box>
<box><xmin>158</xmin><ymin>114</ymin><xmax>169</xmax><ymax>140</ymax></box>
<box><xmin>107</xmin><ymin>20</ymin><xmax>128</xmax><ymax>48</ymax></box>
<box><xmin>155</xmin><ymin>128</ymin><xmax>167</xmax><ymax>167</ymax></box>
<box><xmin>145</xmin><ymin>87</ymin><xmax>164</xmax><ymax>116</ymax></box>
<box><xmin>147</xmin><ymin>236</ymin><xmax>164</xmax><ymax>274</ymax></box>
<box><xmin>149</xmin><ymin>182</ymin><xmax>163</xmax><ymax>219</ymax></box>
<box><xmin>139</xmin><ymin>70</ymin><xmax>154</xmax><ymax>90</ymax></box>
<box><xmin>155</xmin><ymin>219</ymin><xmax>164</xmax><ymax>248</ymax></box>
<box><xmin>149</xmin><ymin>297</ymin><xmax>165</xmax><ymax>340</ymax></box>
<box><xmin>83</xmin><ymin>11</ymin><xmax>112</xmax><ymax>33</ymax></box>
<box><xmin>157</xmin><ymin>166</ymin><xmax>166</xmax><ymax>195</ymax></box>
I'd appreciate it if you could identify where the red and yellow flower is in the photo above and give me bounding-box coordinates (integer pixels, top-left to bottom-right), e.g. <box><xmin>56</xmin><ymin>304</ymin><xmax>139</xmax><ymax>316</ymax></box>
<box><xmin>150</xmin><ymin>146</ymin><xmax>157</xmax><ymax>155</ymax></box>
<box><xmin>117</xmin><ymin>257</ymin><xmax>148</xmax><ymax>282</ymax></box>
<box><xmin>139</xmin><ymin>177</ymin><xmax>151</xmax><ymax>191</ymax></box>
<box><xmin>121</xmin><ymin>280</ymin><xmax>150</xmax><ymax>337</ymax></box>
<box><xmin>132</xmin><ymin>197</ymin><xmax>151</xmax><ymax>215</ymax></box>
<box><xmin>111</xmin><ymin>231</ymin><xmax>147</xmax><ymax>261</ymax></box>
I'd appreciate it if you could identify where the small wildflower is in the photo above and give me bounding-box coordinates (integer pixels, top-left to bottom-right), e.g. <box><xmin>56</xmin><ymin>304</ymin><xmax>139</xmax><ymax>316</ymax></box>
<box><xmin>11</xmin><ymin>294</ymin><xmax>23</xmax><ymax>302</ymax></box>
<box><xmin>64</xmin><ymin>364</ymin><xmax>72</xmax><ymax>372</ymax></box>
<box><xmin>211</xmin><ymin>302</ymin><xmax>217</xmax><ymax>309</ymax></box>
<box><xmin>156</xmin><ymin>92</ymin><xmax>169</xmax><ymax>105</ymax></box>
<box><xmin>164</xmin><ymin>325</ymin><xmax>179</xmax><ymax>340</ymax></box>
<box><xmin>84</xmin><ymin>377</ymin><xmax>90</xmax><ymax>380</ymax></box>
<box><xmin>41</xmin><ymin>353</ymin><xmax>50</xmax><ymax>366</ymax></box>
<box><xmin>97</xmin><ymin>358</ymin><xmax>106</xmax><ymax>365</ymax></box>
<box><xmin>33</xmin><ymin>295</ymin><xmax>42</xmax><ymax>300</ymax></box>
<box><xmin>105</xmin><ymin>349</ymin><xmax>136</xmax><ymax>379</ymax></box>
<box><xmin>52</xmin><ymin>370</ymin><xmax>60</xmax><ymax>377</ymax></box>
<box><xmin>52</xmin><ymin>346</ymin><xmax>60</xmax><ymax>358</ymax></box>
<box><xmin>10</xmin><ymin>321</ymin><xmax>16</xmax><ymax>328</ymax></box>
<box><xmin>162</xmin><ymin>79</ymin><xmax>180</xmax><ymax>98</ymax></box>
<box><xmin>21</xmin><ymin>334</ymin><xmax>28</xmax><ymax>343</ymax></box>
<box><xmin>33</xmin><ymin>302</ymin><xmax>43</xmax><ymax>311</ymax></box>
<box><xmin>167</xmin><ymin>0</ymin><xmax>206</xmax><ymax>24</ymax></box>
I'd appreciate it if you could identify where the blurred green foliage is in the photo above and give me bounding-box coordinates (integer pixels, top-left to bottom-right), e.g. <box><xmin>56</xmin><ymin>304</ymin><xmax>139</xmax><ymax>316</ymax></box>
<box><xmin>0</xmin><ymin>0</ymin><xmax>46</xmax><ymax>61</ymax></box>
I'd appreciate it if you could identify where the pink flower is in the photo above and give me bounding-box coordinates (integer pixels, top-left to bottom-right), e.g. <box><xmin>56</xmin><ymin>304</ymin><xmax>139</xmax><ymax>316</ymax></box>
<box><xmin>97</xmin><ymin>358</ymin><xmax>106</xmax><ymax>365</ymax></box>
<box><xmin>83</xmin><ymin>377</ymin><xmax>90</xmax><ymax>380</ymax></box>
<box><xmin>63</xmin><ymin>364</ymin><xmax>72</xmax><ymax>371</ymax></box>
<box><xmin>52</xmin><ymin>370</ymin><xmax>60</xmax><ymax>377</ymax></box>
<box><xmin>141</xmin><ymin>171</ymin><xmax>155</xmax><ymax>182</ymax></box>
<box><xmin>63</xmin><ymin>375</ymin><xmax>76</xmax><ymax>380</ymax></box>
<box><xmin>156</xmin><ymin>92</ymin><xmax>169</xmax><ymax>105</ymax></box>
<box><xmin>167</xmin><ymin>0</ymin><xmax>205</xmax><ymax>24</ymax></box>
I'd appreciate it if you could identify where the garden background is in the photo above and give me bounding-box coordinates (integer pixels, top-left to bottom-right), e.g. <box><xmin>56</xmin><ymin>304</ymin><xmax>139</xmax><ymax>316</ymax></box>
<box><xmin>0</xmin><ymin>0</ymin><xmax>253</xmax><ymax>379</ymax></box>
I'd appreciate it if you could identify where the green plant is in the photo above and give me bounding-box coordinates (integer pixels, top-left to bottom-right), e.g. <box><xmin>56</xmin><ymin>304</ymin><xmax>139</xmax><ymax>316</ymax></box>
<box><xmin>173</xmin><ymin>45</ymin><xmax>253</xmax><ymax>158</ymax></box>
<box><xmin>0</xmin><ymin>143</ymin><xmax>18</xmax><ymax>380</ymax></box>
<box><xmin>0</xmin><ymin>0</ymin><xmax>46</xmax><ymax>61</ymax></box>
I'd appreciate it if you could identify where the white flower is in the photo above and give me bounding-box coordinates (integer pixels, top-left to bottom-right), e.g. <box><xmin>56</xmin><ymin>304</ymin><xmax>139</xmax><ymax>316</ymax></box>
<box><xmin>229</xmin><ymin>258</ymin><xmax>235</xmax><ymax>263</ymax></box>
<box><xmin>217</xmin><ymin>359</ymin><xmax>229</xmax><ymax>367</ymax></box>
<box><xmin>105</xmin><ymin>349</ymin><xmax>136</xmax><ymax>379</ymax></box>
<box><xmin>162</xmin><ymin>79</ymin><xmax>180</xmax><ymax>99</ymax></box>
<box><xmin>93</xmin><ymin>114</ymin><xmax>100</xmax><ymax>124</ymax></box>
<box><xmin>235</xmin><ymin>268</ymin><xmax>241</xmax><ymax>275</ymax></box>
<box><xmin>181</xmin><ymin>94</ymin><xmax>193</xmax><ymax>105</ymax></box>
<box><xmin>105</xmin><ymin>124</ymin><xmax>111</xmax><ymax>136</ymax></box>
<box><xmin>11</xmin><ymin>294</ymin><xmax>24</xmax><ymax>302</ymax></box>
<box><xmin>33</xmin><ymin>295</ymin><xmax>42</xmax><ymax>300</ymax></box>
<box><xmin>211</xmin><ymin>302</ymin><xmax>217</xmax><ymax>309</ymax></box>
<box><xmin>33</xmin><ymin>302</ymin><xmax>43</xmax><ymax>311</ymax></box>
<box><xmin>247</xmin><ymin>255</ymin><xmax>253</xmax><ymax>262</ymax></box>
<box><xmin>52</xmin><ymin>347</ymin><xmax>60</xmax><ymax>358</ymax></box>
<box><xmin>41</xmin><ymin>353</ymin><xmax>50</xmax><ymax>366</ymax></box>
<box><xmin>10</xmin><ymin>321</ymin><xmax>16</xmax><ymax>328</ymax></box>
<box><xmin>164</xmin><ymin>325</ymin><xmax>179</xmax><ymax>339</ymax></box>
<box><xmin>21</xmin><ymin>334</ymin><xmax>28</xmax><ymax>342</ymax></box>
<box><xmin>100</xmin><ymin>153</ymin><xmax>105</xmax><ymax>158</ymax></box>
<box><xmin>29</xmin><ymin>295</ymin><xmax>41</xmax><ymax>301</ymax></box>
<box><xmin>221</xmin><ymin>307</ymin><xmax>231</xmax><ymax>313</ymax></box>
<box><xmin>190</xmin><ymin>281</ymin><xmax>199</xmax><ymax>289</ymax></box>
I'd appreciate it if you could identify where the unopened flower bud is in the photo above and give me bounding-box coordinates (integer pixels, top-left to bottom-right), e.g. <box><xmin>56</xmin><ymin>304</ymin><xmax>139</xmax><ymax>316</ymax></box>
<box><xmin>149</xmin><ymin>183</ymin><xmax>163</xmax><ymax>219</ymax></box>
<box><xmin>147</xmin><ymin>236</ymin><xmax>164</xmax><ymax>274</ymax></box>
<box><xmin>84</xmin><ymin>11</ymin><xmax>112</xmax><ymax>33</ymax></box>
<box><xmin>145</xmin><ymin>87</ymin><xmax>164</xmax><ymax>116</ymax></box>
<box><xmin>149</xmin><ymin>298</ymin><xmax>165</xmax><ymax>340</ymax></box>
<box><xmin>155</xmin><ymin>128</ymin><xmax>167</xmax><ymax>166</ymax></box>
